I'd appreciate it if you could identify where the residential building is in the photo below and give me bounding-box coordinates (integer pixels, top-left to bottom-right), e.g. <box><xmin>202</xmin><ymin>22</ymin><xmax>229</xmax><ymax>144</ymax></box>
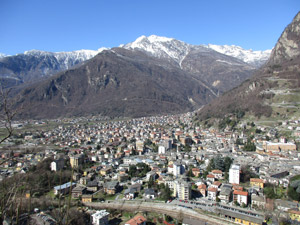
<box><xmin>173</xmin><ymin>163</ymin><xmax>184</xmax><ymax>177</ymax></box>
<box><xmin>91</xmin><ymin>210</ymin><xmax>110</xmax><ymax>225</ymax></box>
<box><xmin>289</xmin><ymin>209</ymin><xmax>300</xmax><ymax>222</ymax></box>
<box><xmin>124</xmin><ymin>188</ymin><xmax>136</xmax><ymax>200</ymax></box>
<box><xmin>229</xmin><ymin>164</ymin><xmax>240</xmax><ymax>184</ymax></box>
<box><xmin>251</xmin><ymin>194</ymin><xmax>265</xmax><ymax>209</ymax></box>
<box><xmin>70</xmin><ymin>154</ymin><xmax>84</xmax><ymax>168</ymax></box>
<box><xmin>82</xmin><ymin>194</ymin><xmax>93</xmax><ymax>203</ymax></box>
<box><xmin>233</xmin><ymin>190</ymin><xmax>248</xmax><ymax>206</ymax></box>
<box><xmin>263</xmin><ymin>141</ymin><xmax>296</xmax><ymax>152</ymax></box>
<box><xmin>71</xmin><ymin>185</ymin><xmax>86</xmax><ymax>198</ymax></box>
<box><xmin>144</xmin><ymin>188</ymin><xmax>157</xmax><ymax>199</ymax></box>
<box><xmin>198</xmin><ymin>184</ymin><xmax>207</xmax><ymax>197</ymax></box>
<box><xmin>207</xmin><ymin>187</ymin><xmax>218</xmax><ymax>201</ymax></box>
<box><xmin>211</xmin><ymin>170</ymin><xmax>223</xmax><ymax>179</ymax></box>
<box><xmin>54</xmin><ymin>182</ymin><xmax>76</xmax><ymax>195</ymax></box>
<box><xmin>103</xmin><ymin>181</ymin><xmax>119</xmax><ymax>195</ymax></box>
<box><xmin>158</xmin><ymin>146</ymin><xmax>166</xmax><ymax>154</ymax></box>
<box><xmin>250</xmin><ymin>178</ymin><xmax>264</xmax><ymax>189</ymax></box>
<box><xmin>125</xmin><ymin>214</ymin><xmax>146</xmax><ymax>225</ymax></box>
<box><xmin>51</xmin><ymin>158</ymin><xmax>65</xmax><ymax>171</ymax></box>
<box><xmin>206</xmin><ymin>174</ymin><xmax>215</xmax><ymax>183</ymax></box>
<box><xmin>174</xmin><ymin>180</ymin><xmax>191</xmax><ymax>200</ymax></box>
<box><xmin>219</xmin><ymin>187</ymin><xmax>232</xmax><ymax>203</ymax></box>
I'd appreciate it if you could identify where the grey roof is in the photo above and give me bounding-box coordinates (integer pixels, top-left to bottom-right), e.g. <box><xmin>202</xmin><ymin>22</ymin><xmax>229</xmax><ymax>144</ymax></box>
<box><xmin>54</xmin><ymin>182</ymin><xmax>76</xmax><ymax>191</ymax></box>
<box><xmin>144</xmin><ymin>188</ymin><xmax>156</xmax><ymax>195</ymax></box>
<box><xmin>217</xmin><ymin>206</ymin><xmax>264</xmax><ymax>224</ymax></box>
<box><xmin>219</xmin><ymin>188</ymin><xmax>232</xmax><ymax>196</ymax></box>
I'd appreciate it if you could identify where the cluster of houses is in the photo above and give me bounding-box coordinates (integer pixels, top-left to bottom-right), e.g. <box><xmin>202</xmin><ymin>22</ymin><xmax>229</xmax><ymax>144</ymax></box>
<box><xmin>1</xmin><ymin>114</ymin><xmax>300</xmax><ymax>224</ymax></box>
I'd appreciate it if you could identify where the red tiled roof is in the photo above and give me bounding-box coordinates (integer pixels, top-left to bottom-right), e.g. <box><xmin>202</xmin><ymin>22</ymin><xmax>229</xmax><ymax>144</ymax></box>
<box><xmin>212</xmin><ymin>170</ymin><xmax>222</xmax><ymax>174</ymax></box>
<box><xmin>198</xmin><ymin>184</ymin><xmax>207</xmax><ymax>189</ymax></box>
<box><xmin>213</xmin><ymin>181</ymin><xmax>222</xmax><ymax>186</ymax></box>
<box><xmin>250</xmin><ymin>178</ymin><xmax>264</xmax><ymax>183</ymax></box>
<box><xmin>208</xmin><ymin>187</ymin><xmax>217</xmax><ymax>192</ymax></box>
<box><xmin>233</xmin><ymin>190</ymin><xmax>248</xmax><ymax>196</ymax></box>
<box><xmin>125</xmin><ymin>215</ymin><xmax>147</xmax><ymax>225</ymax></box>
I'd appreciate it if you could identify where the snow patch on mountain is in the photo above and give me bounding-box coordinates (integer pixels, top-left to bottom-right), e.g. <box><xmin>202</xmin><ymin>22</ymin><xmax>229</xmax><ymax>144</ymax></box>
<box><xmin>0</xmin><ymin>53</ymin><xmax>7</xmax><ymax>58</ymax></box>
<box><xmin>22</xmin><ymin>48</ymin><xmax>108</xmax><ymax>70</ymax></box>
<box><xmin>123</xmin><ymin>35</ymin><xmax>191</xmax><ymax>67</ymax></box>
<box><xmin>123</xmin><ymin>35</ymin><xmax>271</xmax><ymax>68</ymax></box>
<box><xmin>206</xmin><ymin>44</ymin><xmax>272</xmax><ymax>67</ymax></box>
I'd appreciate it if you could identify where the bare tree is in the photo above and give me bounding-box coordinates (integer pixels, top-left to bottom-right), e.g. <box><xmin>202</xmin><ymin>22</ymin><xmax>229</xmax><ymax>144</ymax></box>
<box><xmin>0</xmin><ymin>87</ymin><xmax>18</xmax><ymax>144</ymax></box>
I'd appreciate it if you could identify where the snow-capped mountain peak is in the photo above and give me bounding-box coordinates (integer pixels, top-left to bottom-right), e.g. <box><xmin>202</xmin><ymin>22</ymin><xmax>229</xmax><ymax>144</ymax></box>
<box><xmin>21</xmin><ymin>48</ymin><xmax>109</xmax><ymax>71</ymax></box>
<box><xmin>0</xmin><ymin>53</ymin><xmax>7</xmax><ymax>58</ymax></box>
<box><xmin>205</xmin><ymin>44</ymin><xmax>272</xmax><ymax>67</ymax></box>
<box><xmin>123</xmin><ymin>35</ymin><xmax>191</xmax><ymax>66</ymax></box>
<box><xmin>123</xmin><ymin>35</ymin><xmax>271</xmax><ymax>68</ymax></box>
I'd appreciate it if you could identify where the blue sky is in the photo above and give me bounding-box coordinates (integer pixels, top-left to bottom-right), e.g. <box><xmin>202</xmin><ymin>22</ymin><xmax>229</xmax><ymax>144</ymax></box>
<box><xmin>0</xmin><ymin>0</ymin><xmax>299</xmax><ymax>55</ymax></box>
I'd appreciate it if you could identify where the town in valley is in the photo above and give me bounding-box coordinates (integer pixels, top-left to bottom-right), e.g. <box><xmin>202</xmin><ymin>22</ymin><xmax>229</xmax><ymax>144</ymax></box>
<box><xmin>1</xmin><ymin>110</ymin><xmax>300</xmax><ymax>225</ymax></box>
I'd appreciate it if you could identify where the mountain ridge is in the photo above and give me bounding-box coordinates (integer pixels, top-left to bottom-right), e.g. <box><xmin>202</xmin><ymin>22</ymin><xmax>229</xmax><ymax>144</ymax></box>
<box><xmin>14</xmin><ymin>48</ymin><xmax>216</xmax><ymax>119</ymax></box>
<box><xmin>196</xmin><ymin>11</ymin><xmax>300</xmax><ymax>123</ymax></box>
<box><xmin>0</xmin><ymin>35</ymin><xmax>270</xmax><ymax>90</ymax></box>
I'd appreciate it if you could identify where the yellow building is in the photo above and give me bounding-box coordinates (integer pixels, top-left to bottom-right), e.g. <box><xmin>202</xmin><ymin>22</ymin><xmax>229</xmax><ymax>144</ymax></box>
<box><xmin>250</xmin><ymin>178</ymin><xmax>264</xmax><ymax>188</ymax></box>
<box><xmin>100</xmin><ymin>167</ymin><xmax>111</xmax><ymax>176</ymax></box>
<box><xmin>235</xmin><ymin>218</ymin><xmax>260</xmax><ymax>225</ymax></box>
<box><xmin>289</xmin><ymin>210</ymin><xmax>300</xmax><ymax>222</ymax></box>
<box><xmin>81</xmin><ymin>194</ymin><xmax>93</xmax><ymax>203</ymax></box>
<box><xmin>25</xmin><ymin>191</ymin><xmax>31</xmax><ymax>199</ymax></box>
<box><xmin>70</xmin><ymin>154</ymin><xmax>84</xmax><ymax>168</ymax></box>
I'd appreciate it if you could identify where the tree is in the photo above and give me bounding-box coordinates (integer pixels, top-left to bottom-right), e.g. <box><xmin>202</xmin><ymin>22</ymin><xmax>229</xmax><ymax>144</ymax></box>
<box><xmin>264</xmin><ymin>184</ymin><xmax>277</xmax><ymax>199</ymax></box>
<box><xmin>224</xmin><ymin>157</ymin><xmax>233</xmax><ymax>172</ymax></box>
<box><xmin>128</xmin><ymin>165</ymin><xmax>137</xmax><ymax>178</ymax></box>
<box><xmin>160</xmin><ymin>184</ymin><xmax>171</xmax><ymax>201</ymax></box>
<box><xmin>187</xmin><ymin>168</ymin><xmax>194</xmax><ymax>177</ymax></box>
<box><xmin>206</xmin><ymin>158</ymin><xmax>214</xmax><ymax>172</ymax></box>
<box><xmin>287</xmin><ymin>176</ymin><xmax>300</xmax><ymax>201</ymax></box>
<box><xmin>240</xmin><ymin>165</ymin><xmax>258</xmax><ymax>183</ymax></box>
<box><xmin>0</xmin><ymin>88</ymin><xmax>18</xmax><ymax>144</ymax></box>
<box><xmin>148</xmin><ymin>176</ymin><xmax>154</xmax><ymax>188</ymax></box>
<box><xmin>244</xmin><ymin>139</ymin><xmax>256</xmax><ymax>151</ymax></box>
<box><xmin>214</xmin><ymin>155</ymin><xmax>225</xmax><ymax>171</ymax></box>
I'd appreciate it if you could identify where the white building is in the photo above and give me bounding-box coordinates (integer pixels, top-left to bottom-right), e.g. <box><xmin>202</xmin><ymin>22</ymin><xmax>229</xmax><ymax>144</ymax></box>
<box><xmin>51</xmin><ymin>158</ymin><xmax>65</xmax><ymax>171</ymax></box>
<box><xmin>229</xmin><ymin>164</ymin><xmax>240</xmax><ymax>184</ymax></box>
<box><xmin>233</xmin><ymin>190</ymin><xmax>248</xmax><ymax>205</ymax></box>
<box><xmin>92</xmin><ymin>210</ymin><xmax>110</xmax><ymax>225</ymax></box>
<box><xmin>173</xmin><ymin>163</ymin><xmax>184</xmax><ymax>177</ymax></box>
<box><xmin>158</xmin><ymin>146</ymin><xmax>166</xmax><ymax>154</ymax></box>
<box><xmin>173</xmin><ymin>180</ymin><xmax>191</xmax><ymax>200</ymax></box>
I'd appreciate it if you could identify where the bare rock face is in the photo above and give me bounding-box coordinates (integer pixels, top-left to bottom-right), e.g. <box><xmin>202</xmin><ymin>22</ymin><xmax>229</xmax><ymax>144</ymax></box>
<box><xmin>268</xmin><ymin>12</ymin><xmax>300</xmax><ymax>65</ymax></box>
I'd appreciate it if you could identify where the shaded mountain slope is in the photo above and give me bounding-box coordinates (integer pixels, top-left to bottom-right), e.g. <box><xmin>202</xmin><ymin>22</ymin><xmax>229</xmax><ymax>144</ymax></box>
<box><xmin>15</xmin><ymin>48</ymin><xmax>216</xmax><ymax>119</ymax></box>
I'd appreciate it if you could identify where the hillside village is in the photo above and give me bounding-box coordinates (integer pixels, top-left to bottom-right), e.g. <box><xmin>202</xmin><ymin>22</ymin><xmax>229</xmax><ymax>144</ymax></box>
<box><xmin>1</xmin><ymin>112</ymin><xmax>300</xmax><ymax>225</ymax></box>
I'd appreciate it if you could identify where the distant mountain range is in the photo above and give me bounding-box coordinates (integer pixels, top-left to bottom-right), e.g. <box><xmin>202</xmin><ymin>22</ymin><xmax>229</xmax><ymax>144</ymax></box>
<box><xmin>0</xmin><ymin>37</ymin><xmax>270</xmax><ymax>90</ymax></box>
<box><xmin>1</xmin><ymin>35</ymin><xmax>274</xmax><ymax>119</ymax></box>
<box><xmin>123</xmin><ymin>35</ymin><xmax>271</xmax><ymax>68</ymax></box>
<box><xmin>0</xmin><ymin>48</ymin><xmax>107</xmax><ymax>88</ymax></box>
<box><xmin>197</xmin><ymin>12</ymin><xmax>300</xmax><ymax>123</ymax></box>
